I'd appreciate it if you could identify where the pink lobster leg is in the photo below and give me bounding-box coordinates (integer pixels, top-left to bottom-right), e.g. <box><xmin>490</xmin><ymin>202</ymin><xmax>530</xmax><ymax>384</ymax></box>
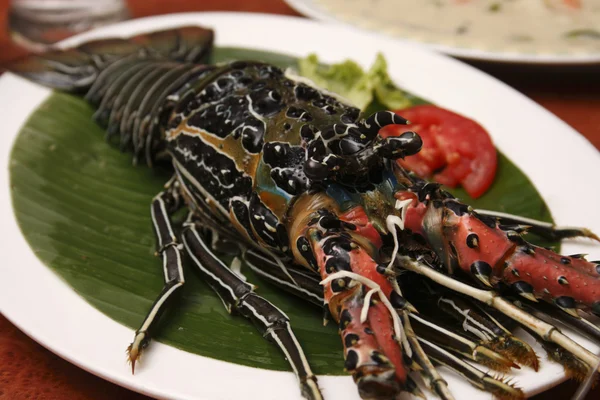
<box><xmin>305</xmin><ymin>227</ymin><xmax>419</xmax><ymax>399</ymax></box>
<box><xmin>397</xmin><ymin>190</ymin><xmax>600</xmax><ymax>317</ymax></box>
<box><xmin>390</xmin><ymin>185</ymin><xmax>600</xmax><ymax>373</ymax></box>
<box><xmin>501</xmin><ymin>248</ymin><xmax>600</xmax><ymax>315</ymax></box>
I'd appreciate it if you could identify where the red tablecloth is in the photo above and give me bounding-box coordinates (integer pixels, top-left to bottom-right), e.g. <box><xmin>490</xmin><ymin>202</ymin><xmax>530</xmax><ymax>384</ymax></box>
<box><xmin>1</xmin><ymin>0</ymin><xmax>599</xmax><ymax>399</ymax></box>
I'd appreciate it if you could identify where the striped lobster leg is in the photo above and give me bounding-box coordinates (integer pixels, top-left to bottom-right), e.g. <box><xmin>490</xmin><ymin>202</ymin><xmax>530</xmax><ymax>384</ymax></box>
<box><xmin>180</xmin><ymin>221</ymin><xmax>323</xmax><ymax>400</ymax></box>
<box><xmin>243</xmin><ymin>249</ymin><xmax>325</xmax><ymax>308</ymax></box>
<box><xmin>503</xmin><ymin>298</ymin><xmax>600</xmax><ymax>381</ymax></box>
<box><xmin>127</xmin><ymin>178</ymin><xmax>185</xmax><ymax>372</ymax></box>
<box><xmin>407</xmin><ymin>313</ymin><xmax>520</xmax><ymax>373</ymax></box>
<box><xmin>398</xmin><ymin>271</ymin><xmax>540</xmax><ymax>371</ymax></box>
<box><xmin>397</xmin><ymin>310</ymin><xmax>455</xmax><ymax>400</ymax></box>
<box><xmin>417</xmin><ymin>338</ymin><xmax>523</xmax><ymax>400</ymax></box>
<box><xmin>245</xmin><ymin>248</ymin><xmax>458</xmax><ymax>397</ymax></box>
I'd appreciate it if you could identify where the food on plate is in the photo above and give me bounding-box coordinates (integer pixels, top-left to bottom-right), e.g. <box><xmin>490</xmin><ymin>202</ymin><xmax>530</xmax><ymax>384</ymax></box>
<box><xmin>313</xmin><ymin>0</ymin><xmax>600</xmax><ymax>55</ymax></box>
<box><xmin>6</xmin><ymin>24</ymin><xmax>600</xmax><ymax>400</ymax></box>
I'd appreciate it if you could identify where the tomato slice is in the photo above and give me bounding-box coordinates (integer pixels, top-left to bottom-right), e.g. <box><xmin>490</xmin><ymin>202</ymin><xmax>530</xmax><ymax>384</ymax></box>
<box><xmin>379</xmin><ymin>105</ymin><xmax>497</xmax><ymax>198</ymax></box>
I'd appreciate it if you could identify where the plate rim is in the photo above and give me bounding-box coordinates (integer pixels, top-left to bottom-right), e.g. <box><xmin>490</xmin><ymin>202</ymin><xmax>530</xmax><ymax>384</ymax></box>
<box><xmin>1</xmin><ymin>11</ymin><xmax>600</xmax><ymax>400</ymax></box>
<box><xmin>284</xmin><ymin>0</ymin><xmax>600</xmax><ymax>65</ymax></box>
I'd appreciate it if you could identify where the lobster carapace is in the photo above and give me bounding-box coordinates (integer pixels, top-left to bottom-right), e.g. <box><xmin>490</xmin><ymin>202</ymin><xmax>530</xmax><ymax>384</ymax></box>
<box><xmin>7</xmin><ymin>26</ymin><xmax>600</xmax><ymax>400</ymax></box>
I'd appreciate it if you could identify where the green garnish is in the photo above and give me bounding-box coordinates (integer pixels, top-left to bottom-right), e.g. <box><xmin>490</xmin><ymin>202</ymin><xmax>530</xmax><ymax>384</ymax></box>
<box><xmin>297</xmin><ymin>53</ymin><xmax>412</xmax><ymax>110</ymax></box>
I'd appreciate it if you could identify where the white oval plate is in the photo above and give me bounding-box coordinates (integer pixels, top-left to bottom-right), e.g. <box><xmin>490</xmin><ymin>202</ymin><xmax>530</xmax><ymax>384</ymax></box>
<box><xmin>1</xmin><ymin>12</ymin><xmax>599</xmax><ymax>400</ymax></box>
<box><xmin>285</xmin><ymin>0</ymin><xmax>600</xmax><ymax>64</ymax></box>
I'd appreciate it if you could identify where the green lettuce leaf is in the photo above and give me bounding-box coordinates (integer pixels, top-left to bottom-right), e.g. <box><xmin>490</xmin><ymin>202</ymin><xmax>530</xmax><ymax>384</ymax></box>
<box><xmin>297</xmin><ymin>53</ymin><xmax>412</xmax><ymax>110</ymax></box>
<box><xmin>368</xmin><ymin>54</ymin><xmax>412</xmax><ymax>110</ymax></box>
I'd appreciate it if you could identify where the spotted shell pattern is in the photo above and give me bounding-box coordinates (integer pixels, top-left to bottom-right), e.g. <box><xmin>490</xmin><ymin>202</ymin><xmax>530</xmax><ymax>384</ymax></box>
<box><xmin>165</xmin><ymin>61</ymin><xmax>371</xmax><ymax>253</ymax></box>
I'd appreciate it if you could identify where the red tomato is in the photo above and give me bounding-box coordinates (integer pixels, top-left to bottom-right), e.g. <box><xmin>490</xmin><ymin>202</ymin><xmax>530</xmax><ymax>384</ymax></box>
<box><xmin>379</xmin><ymin>105</ymin><xmax>497</xmax><ymax>198</ymax></box>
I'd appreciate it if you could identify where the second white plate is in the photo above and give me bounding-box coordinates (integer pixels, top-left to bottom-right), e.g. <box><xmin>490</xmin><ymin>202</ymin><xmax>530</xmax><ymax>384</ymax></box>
<box><xmin>285</xmin><ymin>0</ymin><xmax>600</xmax><ymax>64</ymax></box>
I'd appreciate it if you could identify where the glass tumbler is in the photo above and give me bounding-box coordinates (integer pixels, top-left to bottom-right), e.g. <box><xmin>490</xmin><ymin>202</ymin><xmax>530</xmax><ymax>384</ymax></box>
<box><xmin>9</xmin><ymin>0</ymin><xmax>129</xmax><ymax>50</ymax></box>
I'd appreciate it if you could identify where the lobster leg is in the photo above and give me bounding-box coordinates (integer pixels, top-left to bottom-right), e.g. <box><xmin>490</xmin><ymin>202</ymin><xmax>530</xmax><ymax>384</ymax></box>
<box><xmin>399</xmin><ymin>272</ymin><xmax>539</xmax><ymax>370</ymax></box>
<box><xmin>474</xmin><ymin>209</ymin><xmax>600</xmax><ymax>242</ymax></box>
<box><xmin>246</xmin><ymin>248</ymin><xmax>458</xmax><ymax>398</ymax></box>
<box><xmin>440</xmin><ymin>296</ymin><xmax>539</xmax><ymax>370</ymax></box>
<box><xmin>305</xmin><ymin>227</ymin><xmax>427</xmax><ymax>400</ymax></box>
<box><xmin>127</xmin><ymin>180</ymin><xmax>185</xmax><ymax>372</ymax></box>
<box><xmin>243</xmin><ymin>248</ymin><xmax>324</xmax><ymax>307</ymax></box>
<box><xmin>397</xmin><ymin>311</ymin><xmax>456</xmax><ymax>400</ymax></box>
<box><xmin>408</xmin><ymin>313</ymin><xmax>519</xmax><ymax>372</ymax></box>
<box><xmin>418</xmin><ymin>338</ymin><xmax>525</xmax><ymax>400</ymax></box>
<box><xmin>397</xmin><ymin>256</ymin><xmax>600</xmax><ymax>372</ymax></box>
<box><xmin>180</xmin><ymin>222</ymin><xmax>322</xmax><ymax>400</ymax></box>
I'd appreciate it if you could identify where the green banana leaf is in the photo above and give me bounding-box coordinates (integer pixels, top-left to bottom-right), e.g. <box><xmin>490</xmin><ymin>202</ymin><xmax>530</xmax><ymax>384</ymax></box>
<box><xmin>9</xmin><ymin>47</ymin><xmax>554</xmax><ymax>375</ymax></box>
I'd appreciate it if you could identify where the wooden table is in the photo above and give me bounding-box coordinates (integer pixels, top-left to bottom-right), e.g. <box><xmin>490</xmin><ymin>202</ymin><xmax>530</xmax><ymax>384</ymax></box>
<box><xmin>0</xmin><ymin>1</ymin><xmax>598</xmax><ymax>399</ymax></box>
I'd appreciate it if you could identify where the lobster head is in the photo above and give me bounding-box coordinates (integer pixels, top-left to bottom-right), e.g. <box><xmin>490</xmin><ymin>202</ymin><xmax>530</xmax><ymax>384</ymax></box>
<box><xmin>302</xmin><ymin>110</ymin><xmax>423</xmax><ymax>186</ymax></box>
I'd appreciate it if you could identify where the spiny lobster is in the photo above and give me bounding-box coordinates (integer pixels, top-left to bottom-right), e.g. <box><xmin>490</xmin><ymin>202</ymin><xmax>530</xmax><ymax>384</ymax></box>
<box><xmin>7</xmin><ymin>26</ymin><xmax>600</xmax><ymax>400</ymax></box>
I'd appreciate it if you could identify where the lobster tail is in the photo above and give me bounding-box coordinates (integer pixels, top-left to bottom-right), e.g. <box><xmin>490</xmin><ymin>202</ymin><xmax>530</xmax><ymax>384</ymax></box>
<box><xmin>4</xmin><ymin>26</ymin><xmax>213</xmax><ymax>92</ymax></box>
<box><xmin>5</xmin><ymin>26</ymin><xmax>215</xmax><ymax>164</ymax></box>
